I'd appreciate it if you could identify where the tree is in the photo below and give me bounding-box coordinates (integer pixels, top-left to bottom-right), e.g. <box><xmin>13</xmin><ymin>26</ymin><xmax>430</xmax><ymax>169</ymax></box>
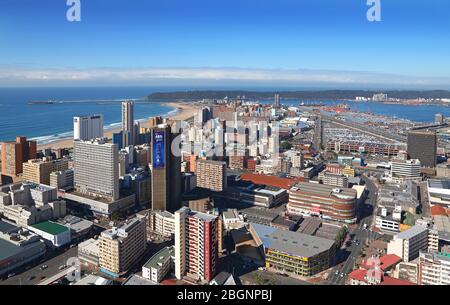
<box><xmin>280</xmin><ymin>141</ymin><xmax>292</xmax><ymax>150</ymax></box>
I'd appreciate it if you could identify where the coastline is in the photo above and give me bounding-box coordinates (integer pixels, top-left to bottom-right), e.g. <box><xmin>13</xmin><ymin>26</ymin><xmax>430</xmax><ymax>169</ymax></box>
<box><xmin>36</xmin><ymin>102</ymin><xmax>199</xmax><ymax>151</ymax></box>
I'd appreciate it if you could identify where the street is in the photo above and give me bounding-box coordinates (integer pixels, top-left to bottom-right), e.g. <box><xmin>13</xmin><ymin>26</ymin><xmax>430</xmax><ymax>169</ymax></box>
<box><xmin>327</xmin><ymin>174</ymin><xmax>380</xmax><ymax>285</ymax></box>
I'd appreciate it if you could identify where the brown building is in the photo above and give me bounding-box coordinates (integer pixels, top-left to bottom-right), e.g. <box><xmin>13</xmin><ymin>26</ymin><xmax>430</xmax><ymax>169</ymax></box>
<box><xmin>1</xmin><ymin>136</ymin><xmax>37</xmax><ymax>177</ymax></box>
<box><xmin>195</xmin><ymin>159</ymin><xmax>227</xmax><ymax>192</ymax></box>
<box><xmin>407</xmin><ymin>130</ymin><xmax>437</xmax><ymax>168</ymax></box>
<box><xmin>23</xmin><ymin>157</ymin><xmax>69</xmax><ymax>185</ymax></box>
<box><xmin>151</xmin><ymin>125</ymin><xmax>182</xmax><ymax>212</ymax></box>
<box><xmin>149</xmin><ymin>116</ymin><xmax>163</xmax><ymax>128</ymax></box>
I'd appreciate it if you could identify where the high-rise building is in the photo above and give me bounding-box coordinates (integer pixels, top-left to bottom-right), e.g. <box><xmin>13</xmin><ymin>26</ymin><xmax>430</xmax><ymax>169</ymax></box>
<box><xmin>195</xmin><ymin>159</ymin><xmax>227</xmax><ymax>192</ymax></box>
<box><xmin>407</xmin><ymin>130</ymin><xmax>437</xmax><ymax>168</ymax></box>
<box><xmin>149</xmin><ymin>116</ymin><xmax>163</xmax><ymax>128</ymax></box>
<box><xmin>73</xmin><ymin>139</ymin><xmax>119</xmax><ymax>201</ymax></box>
<box><xmin>121</xmin><ymin>101</ymin><xmax>134</xmax><ymax>146</ymax></box>
<box><xmin>73</xmin><ymin>115</ymin><xmax>104</xmax><ymax>141</ymax></box>
<box><xmin>174</xmin><ymin>207</ymin><xmax>219</xmax><ymax>283</ymax></box>
<box><xmin>50</xmin><ymin>169</ymin><xmax>74</xmax><ymax>190</ymax></box>
<box><xmin>23</xmin><ymin>157</ymin><xmax>69</xmax><ymax>185</ymax></box>
<box><xmin>99</xmin><ymin>217</ymin><xmax>147</xmax><ymax>277</ymax></box>
<box><xmin>274</xmin><ymin>94</ymin><xmax>280</xmax><ymax>108</ymax></box>
<box><xmin>418</xmin><ymin>250</ymin><xmax>450</xmax><ymax>285</ymax></box>
<box><xmin>387</xmin><ymin>225</ymin><xmax>429</xmax><ymax>262</ymax></box>
<box><xmin>151</xmin><ymin>125</ymin><xmax>181</xmax><ymax>212</ymax></box>
<box><xmin>1</xmin><ymin>136</ymin><xmax>37</xmax><ymax>176</ymax></box>
<box><xmin>313</xmin><ymin>114</ymin><xmax>323</xmax><ymax>151</ymax></box>
<box><xmin>434</xmin><ymin>113</ymin><xmax>444</xmax><ymax>125</ymax></box>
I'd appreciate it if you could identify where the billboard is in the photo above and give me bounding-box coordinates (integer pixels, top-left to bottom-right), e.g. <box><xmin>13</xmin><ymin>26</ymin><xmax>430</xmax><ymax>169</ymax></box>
<box><xmin>153</xmin><ymin>130</ymin><xmax>165</xmax><ymax>168</ymax></box>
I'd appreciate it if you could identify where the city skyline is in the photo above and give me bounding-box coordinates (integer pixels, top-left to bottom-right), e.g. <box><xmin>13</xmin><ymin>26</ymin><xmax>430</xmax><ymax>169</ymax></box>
<box><xmin>1</xmin><ymin>0</ymin><xmax>450</xmax><ymax>88</ymax></box>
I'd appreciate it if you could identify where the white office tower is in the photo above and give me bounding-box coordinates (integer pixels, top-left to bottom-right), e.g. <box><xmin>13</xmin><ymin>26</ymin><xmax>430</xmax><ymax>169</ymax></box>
<box><xmin>122</xmin><ymin>101</ymin><xmax>135</xmax><ymax>146</ymax></box>
<box><xmin>73</xmin><ymin>115</ymin><xmax>104</xmax><ymax>141</ymax></box>
<box><xmin>74</xmin><ymin>138</ymin><xmax>119</xmax><ymax>201</ymax></box>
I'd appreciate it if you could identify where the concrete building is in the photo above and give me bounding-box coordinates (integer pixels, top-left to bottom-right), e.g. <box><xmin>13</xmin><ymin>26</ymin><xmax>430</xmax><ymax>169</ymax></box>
<box><xmin>50</xmin><ymin>169</ymin><xmax>74</xmax><ymax>190</ymax></box>
<box><xmin>142</xmin><ymin>246</ymin><xmax>175</xmax><ymax>283</ymax></box>
<box><xmin>250</xmin><ymin>223</ymin><xmax>335</xmax><ymax>277</ymax></box>
<box><xmin>28</xmin><ymin>220</ymin><xmax>71</xmax><ymax>247</ymax></box>
<box><xmin>375</xmin><ymin>205</ymin><xmax>402</xmax><ymax>232</ymax></box>
<box><xmin>195</xmin><ymin>159</ymin><xmax>227</xmax><ymax>192</ymax></box>
<box><xmin>0</xmin><ymin>182</ymin><xmax>66</xmax><ymax>227</ymax></box>
<box><xmin>175</xmin><ymin>207</ymin><xmax>219</xmax><ymax>283</ymax></box>
<box><xmin>390</xmin><ymin>159</ymin><xmax>421</xmax><ymax>182</ymax></box>
<box><xmin>222</xmin><ymin>209</ymin><xmax>245</xmax><ymax>230</ymax></box>
<box><xmin>387</xmin><ymin>225</ymin><xmax>430</xmax><ymax>262</ymax></box>
<box><xmin>287</xmin><ymin>182</ymin><xmax>357</xmax><ymax>223</ymax></box>
<box><xmin>0</xmin><ymin>220</ymin><xmax>46</xmax><ymax>277</ymax></box>
<box><xmin>22</xmin><ymin>157</ymin><xmax>69</xmax><ymax>185</ymax></box>
<box><xmin>239</xmin><ymin>185</ymin><xmax>288</xmax><ymax>208</ymax></box>
<box><xmin>151</xmin><ymin>125</ymin><xmax>182</xmax><ymax>212</ymax></box>
<box><xmin>148</xmin><ymin>210</ymin><xmax>175</xmax><ymax>238</ymax></box>
<box><xmin>418</xmin><ymin>250</ymin><xmax>450</xmax><ymax>285</ymax></box>
<box><xmin>99</xmin><ymin>217</ymin><xmax>147</xmax><ymax>277</ymax></box>
<box><xmin>121</xmin><ymin>101</ymin><xmax>135</xmax><ymax>146</ymax></box>
<box><xmin>407</xmin><ymin>130</ymin><xmax>437</xmax><ymax>168</ymax></box>
<box><xmin>73</xmin><ymin>115</ymin><xmax>104</xmax><ymax>141</ymax></box>
<box><xmin>427</xmin><ymin>179</ymin><xmax>450</xmax><ymax>208</ymax></box>
<box><xmin>1</xmin><ymin>136</ymin><xmax>37</xmax><ymax>177</ymax></box>
<box><xmin>78</xmin><ymin>238</ymin><xmax>100</xmax><ymax>267</ymax></box>
<box><xmin>319</xmin><ymin>171</ymin><xmax>349</xmax><ymax>188</ymax></box>
<box><xmin>74</xmin><ymin>138</ymin><xmax>119</xmax><ymax>201</ymax></box>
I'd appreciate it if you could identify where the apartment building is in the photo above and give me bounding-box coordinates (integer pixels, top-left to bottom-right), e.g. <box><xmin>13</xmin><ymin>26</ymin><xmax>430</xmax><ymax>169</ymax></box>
<box><xmin>23</xmin><ymin>157</ymin><xmax>69</xmax><ymax>185</ymax></box>
<box><xmin>387</xmin><ymin>225</ymin><xmax>429</xmax><ymax>262</ymax></box>
<box><xmin>1</xmin><ymin>136</ymin><xmax>37</xmax><ymax>177</ymax></box>
<box><xmin>142</xmin><ymin>246</ymin><xmax>175</xmax><ymax>283</ymax></box>
<box><xmin>418</xmin><ymin>250</ymin><xmax>450</xmax><ymax>285</ymax></box>
<box><xmin>195</xmin><ymin>159</ymin><xmax>227</xmax><ymax>192</ymax></box>
<box><xmin>174</xmin><ymin>207</ymin><xmax>219</xmax><ymax>283</ymax></box>
<box><xmin>390</xmin><ymin>159</ymin><xmax>422</xmax><ymax>182</ymax></box>
<box><xmin>99</xmin><ymin>218</ymin><xmax>147</xmax><ymax>277</ymax></box>
<box><xmin>148</xmin><ymin>210</ymin><xmax>175</xmax><ymax>238</ymax></box>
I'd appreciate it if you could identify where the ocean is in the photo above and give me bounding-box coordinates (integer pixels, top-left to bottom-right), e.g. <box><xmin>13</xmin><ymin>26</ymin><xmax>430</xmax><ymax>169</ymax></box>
<box><xmin>0</xmin><ymin>87</ymin><xmax>178</xmax><ymax>145</ymax></box>
<box><xmin>1</xmin><ymin>87</ymin><xmax>449</xmax><ymax>145</ymax></box>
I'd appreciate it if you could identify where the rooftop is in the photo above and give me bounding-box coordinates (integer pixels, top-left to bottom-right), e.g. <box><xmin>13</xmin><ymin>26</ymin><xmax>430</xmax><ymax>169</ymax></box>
<box><xmin>251</xmin><ymin>222</ymin><xmax>335</xmax><ymax>258</ymax></box>
<box><xmin>395</xmin><ymin>225</ymin><xmax>428</xmax><ymax>240</ymax></box>
<box><xmin>290</xmin><ymin>182</ymin><xmax>357</xmax><ymax>199</ymax></box>
<box><xmin>143</xmin><ymin>246</ymin><xmax>175</xmax><ymax>270</ymax></box>
<box><xmin>30</xmin><ymin>221</ymin><xmax>70</xmax><ymax>235</ymax></box>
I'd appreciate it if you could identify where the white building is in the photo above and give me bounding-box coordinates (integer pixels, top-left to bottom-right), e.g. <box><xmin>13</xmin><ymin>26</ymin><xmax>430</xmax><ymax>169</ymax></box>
<box><xmin>375</xmin><ymin>205</ymin><xmax>402</xmax><ymax>232</ymax></box>
<box><xmin>149</xmin><ymin>210</ymin><xmax>175</xmax><ymax>238</ymax></box>
<box><xmin>390</xmin><ymin>159</ymin><xmax>421</xmax><ymax>182</ymax></box>
<box><xmin>142</xmin><ymin>246</ymin><xmax>175</xmax><ymax>283</ymax></box>
<box><xmin>74</xmin><ymin>138</ymin><xmax>119</xmax><ymax>201</ymax></box>
<box><xmin>74</xmin><ymin>115</ymin><xmax>104</xmax><ymax>141</ymax></box>
<box><xmin>387</xmin><ymin>225</ymin><xmax>429</xmax><ymax>262</ymax></box>
<box><xmin>28</xmin><ymin>220</ymin><xmax>71</xmax><ymax>247</ymax></box>
<box><xmin>222</xmin><ymin>209</ymin><xmax>245</xmax><ymax>230</ymax></box>
<box><xmin>419</xmin><ymin>250</ymin><xmax>450</xmax><ymax>285</ymax></box>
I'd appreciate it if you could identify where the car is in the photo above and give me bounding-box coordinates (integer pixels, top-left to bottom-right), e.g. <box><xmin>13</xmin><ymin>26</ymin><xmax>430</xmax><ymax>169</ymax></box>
<box><xmin>335</xmin><ymin>270</ymin><xmax>339</xmax><ymax>275</ymax></box>
<box><xmin>7</xmin><ymin>273</ymin><xmax>15</xmax><ymax>278</ymax></box>
<box><xmin>58</xmin><ymin>265</ymin><xmax>66</xmax><ymax>270</ymax></box>
<box><xmin>40</xmin><ymin>265</ymin><xmax>48</xmax><ymax>270</ymax></box>
<box><xmin>340</xmin><ymin>273</ymin><xmax>345</xmax><ymax>278</ymax></box>
<box><xmin>258</xmin><ymin>267</ymin><xmax>265</xmax><ymax>271</ymax></box>
<box><xmin>28</xmin><ymin>276</ymin><xmax>35</xmax><ymax>281</ymax></box>
<box><xmin>40</xmin><ymin>276</ymin><xmax>46</xmax><ymax>280</ymax></box>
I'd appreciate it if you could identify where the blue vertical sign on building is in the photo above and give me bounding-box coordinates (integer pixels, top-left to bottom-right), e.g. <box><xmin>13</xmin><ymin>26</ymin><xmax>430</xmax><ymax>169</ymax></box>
<box><xmin>153</xmin><ymin>130</ymin><xmax>165</xmax><ymax>168</ymax></box>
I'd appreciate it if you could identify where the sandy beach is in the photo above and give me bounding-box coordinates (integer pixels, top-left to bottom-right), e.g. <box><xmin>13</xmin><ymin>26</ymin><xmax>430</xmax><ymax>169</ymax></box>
<box><xmin>37</xmin><ymin>102</ymin><xmax>199</xmax><ymax>151</ymax></box>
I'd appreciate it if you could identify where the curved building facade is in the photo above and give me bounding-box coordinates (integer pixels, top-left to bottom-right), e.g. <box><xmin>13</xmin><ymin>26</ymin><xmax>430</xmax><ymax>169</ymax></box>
<box><xmin>287</xmin><ymin>182</ymin><xmax>357</xmax><ymax>223</ymax></box>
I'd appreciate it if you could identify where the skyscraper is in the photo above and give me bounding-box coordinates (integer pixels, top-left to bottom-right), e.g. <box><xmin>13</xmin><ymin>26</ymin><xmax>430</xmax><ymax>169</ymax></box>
<box><xmin>407</xmin><ymin>130</ymin><xmax>437</xmax><ymax>168</ymax></box>
<box><xmin>122</xmin><ymin>101</ymin><xmax>134</xmax><ymax>146</ymax></box>
<box><xmin>1</xmin><ymin>136</ymin><xmax>37</xmax><ymax>176</ymax></box>
<box><xmin>74</xmin><ymin>138</ymin><xmax>119</xmax><ymax>201</ymax></box>
<box><xmin>174</xmin><ymin>207</ymin><xmax>219</xmax><ymax>283</ymax></box>
<box><xmin>313</xmin><ymin>113</ymin><xmax>323</xmax><ymax>151</ymax></box>
<box><xmin>73</xmin><ymin>115</ymin><xmax>104</xmax><ymax>141</ymax></box>
<box><xmin>151</xmin><ymin>125</ymin><xmax>181</xmax><ymax>212</ymax></box>
<box><xmin>274</xmin><ymin>93</ymin><xmax>280</xmax><ymax>108</ymax></box>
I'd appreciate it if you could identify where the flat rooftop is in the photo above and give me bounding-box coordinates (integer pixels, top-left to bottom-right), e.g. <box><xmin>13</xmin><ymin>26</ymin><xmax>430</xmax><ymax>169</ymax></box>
<box><xmin>291</xmin><ymin>182</ymin><xmax>357</xmax><ymax>199</ymax></box>
<box><xmin>251</xmin><ymin>222</ymin><xmax>335</xmax><ymax>258</ymax></box>
<box><xmin>30</xmin><ymin>221</ymin><xmax>69</xmax><ymax>235</ymax></box>
<box><xmin>143</xmin><ymin>246</ymin><xmax>174</xmax><ymax>270</ymax></box>
<box><xmin>395</xmin><ymin>225</ymin><xmax>428</xmax><ymax>240</ymax></box>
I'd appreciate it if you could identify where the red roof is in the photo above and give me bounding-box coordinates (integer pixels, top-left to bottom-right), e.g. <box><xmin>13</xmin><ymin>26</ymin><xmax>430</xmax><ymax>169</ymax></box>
<box><xmin>361</xmin><ymin>254</ymin><xmax>402</xmax><ymax>271</ymax></box>
<box><xmin>431</xmin><ymin>205</ymin><xmax>448</xmax><ymax>216</ymax></box>
<box><xmin>348</xmin><ymin>268</ymin><xmax>414</xmax><ymax>285</ymax></box>
<box><xmin>240</xmin><ymin>173</ymin><xmax>303</xmax><ymax>190</ymax></box>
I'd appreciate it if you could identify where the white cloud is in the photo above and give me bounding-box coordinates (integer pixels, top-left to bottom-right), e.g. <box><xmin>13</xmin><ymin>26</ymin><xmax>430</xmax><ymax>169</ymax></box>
<box><xmin>0</xmin><ymin>66</ymin><xmax>449</xmax><ymax>88</ymax></box>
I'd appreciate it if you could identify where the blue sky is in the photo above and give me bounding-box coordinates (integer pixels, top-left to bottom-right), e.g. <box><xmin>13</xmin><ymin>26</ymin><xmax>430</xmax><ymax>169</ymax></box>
<box><xmin>0</xmin><ymin>0</ymin><xmax>449</xmax><ymax>88</ymax></box>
